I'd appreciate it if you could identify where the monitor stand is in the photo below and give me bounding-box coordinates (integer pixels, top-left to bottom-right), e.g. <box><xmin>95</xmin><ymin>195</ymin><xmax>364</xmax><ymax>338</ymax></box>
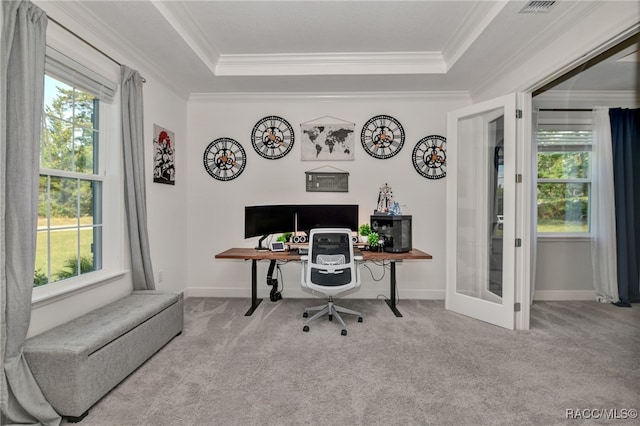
<box><xmin>255</xmin><ymin>234</ymin><xmax>270</xmax><ymax>250</ymax></box>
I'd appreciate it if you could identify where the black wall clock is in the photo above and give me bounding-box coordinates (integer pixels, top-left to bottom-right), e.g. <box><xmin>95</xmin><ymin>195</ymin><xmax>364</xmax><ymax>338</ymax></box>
<box><xmin>361</xmin><ymin>115</ymin><xmax>405</xmax><ymax>159</ymax></box>
<box><xmin>412</xmin><ymin>135</ymin><xmax>446</xmax><ymax>179</ymax></box>
<box><xmin>251</xmin><ymin>116</ymin><xmax>294</xmax><ymax>159</ymax></box>
<box><xmin>203</xmin><ymin>137</ymin><xmax>246</xmax><ymax>181</ymax></box>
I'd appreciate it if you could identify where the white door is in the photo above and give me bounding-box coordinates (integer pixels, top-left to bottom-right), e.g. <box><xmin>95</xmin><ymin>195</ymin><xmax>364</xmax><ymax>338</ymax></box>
<box><xmin>445</xmin><ymin>94</ymin><xmax>518</xmax><ymax>330</ymax></box>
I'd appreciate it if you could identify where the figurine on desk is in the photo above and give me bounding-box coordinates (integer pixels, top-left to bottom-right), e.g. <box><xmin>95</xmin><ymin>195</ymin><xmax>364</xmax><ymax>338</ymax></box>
<box><xmin>375</xmin><ymin>183</ymin><xmax>393</xmax><ymax>214</ymax></box>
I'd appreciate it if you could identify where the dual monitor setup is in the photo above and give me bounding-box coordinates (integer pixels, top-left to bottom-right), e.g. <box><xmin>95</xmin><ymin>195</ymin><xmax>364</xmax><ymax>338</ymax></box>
<box><xmin>245</xmin><ymin>204</ymin><xmax>359</xmax><ymax>250</ymax></box>
<box><xmin>245</xmin><ymin>204</ymin><xmax>412</xmax><ymax>253</ymax></box>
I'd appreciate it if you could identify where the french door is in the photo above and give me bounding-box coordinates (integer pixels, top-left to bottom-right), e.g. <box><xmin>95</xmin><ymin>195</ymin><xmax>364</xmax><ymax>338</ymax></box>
<box><xmin>445</xmin><ymin>94</ymin><xmax>519</xmax><ymax>330</ymax></box>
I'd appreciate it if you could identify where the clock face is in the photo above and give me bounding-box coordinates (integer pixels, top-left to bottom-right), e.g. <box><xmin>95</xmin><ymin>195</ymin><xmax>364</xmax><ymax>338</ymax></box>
<box><xmin>412</xmin><ymin>135</ymin><xmax>446</xmax><ymax>179</ymax></box>
<box><xmin>251</xmin><ymin>116</ymin><xmax>294</xmax><ymax>159</ymax></box>
<box><xmin>203</xmin><ymin>137</ymin><xmax>246</xmax><ymax>181</ymax></box>
<box><xmin>361</xmin><ymin>115</ymin><xmax>405</xmax><ymax>159</ymax></box>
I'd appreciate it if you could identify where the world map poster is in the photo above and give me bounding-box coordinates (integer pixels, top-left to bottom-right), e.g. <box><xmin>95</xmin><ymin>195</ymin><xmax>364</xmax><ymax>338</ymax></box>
<box><xmin>300</xmin><ymin>116</ymin><xmax>355</xmax><ymax>161</ymax></box>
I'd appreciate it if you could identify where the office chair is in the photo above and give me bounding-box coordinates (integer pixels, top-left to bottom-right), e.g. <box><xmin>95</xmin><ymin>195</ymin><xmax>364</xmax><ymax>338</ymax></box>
<box><xmin>300</xmin><ymin>228</ymin><xmax>363</xmax><ymax>336</ymax></box>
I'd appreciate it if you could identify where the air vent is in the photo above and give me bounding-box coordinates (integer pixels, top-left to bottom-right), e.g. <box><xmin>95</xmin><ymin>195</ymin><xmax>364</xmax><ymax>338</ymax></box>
<box><xmin>519</xmin><ymin>1</ymin><xmax>556</xmax><ymax>13</ymax></box>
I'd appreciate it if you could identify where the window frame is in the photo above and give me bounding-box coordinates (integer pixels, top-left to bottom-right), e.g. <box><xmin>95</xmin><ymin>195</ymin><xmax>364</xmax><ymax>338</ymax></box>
<box><xmin>32</xmin><ymin>46</ymin><xmax>124</xmax><ymax>306</ymax></box>
<box><xmin>536</xmin><ymin>114</ymin><xmax>593</xmax><ymax>239</ymax></box>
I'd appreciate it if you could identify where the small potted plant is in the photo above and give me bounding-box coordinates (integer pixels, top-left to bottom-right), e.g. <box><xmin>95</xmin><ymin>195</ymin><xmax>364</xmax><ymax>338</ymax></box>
<box><xmin>277</xmin><ymin>232</ymin><xmax>292</xmax><ymax>243</ymax></box>
<box><xmin>359</xmin><ymin>223</ymin><xmax>371</xmax><ymax>244</ymax></box>
<box><xmin>367</xmin><ymin>231</ymin><xmax>379</xmax><ymax>251</ymax></box>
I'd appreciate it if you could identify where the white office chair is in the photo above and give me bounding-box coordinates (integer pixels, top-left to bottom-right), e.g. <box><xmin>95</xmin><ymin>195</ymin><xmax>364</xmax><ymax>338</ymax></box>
<box><xmin>300</xmin><ymin>228</ymin><xmax>363</xmax><ymax>336</ymax></box>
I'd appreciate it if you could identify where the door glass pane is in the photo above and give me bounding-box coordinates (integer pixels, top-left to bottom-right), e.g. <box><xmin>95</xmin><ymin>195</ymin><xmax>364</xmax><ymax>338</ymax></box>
<box><xmin>456</xmin><ymin>107</ymin><xmax>505</xmax><ymax>304</ymax></box>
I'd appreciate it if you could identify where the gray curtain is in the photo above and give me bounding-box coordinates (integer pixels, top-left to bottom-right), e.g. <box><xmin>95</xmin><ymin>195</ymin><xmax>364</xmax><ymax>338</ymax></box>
<box><xmin>1</xmin><ymin>1</ymin><xmax>61</xmax><ymax>424</ymax></box>
<box><xmin>121</xmin><ymin>65</ymin><xmax>155</xmax><ymax>291</ymax></box>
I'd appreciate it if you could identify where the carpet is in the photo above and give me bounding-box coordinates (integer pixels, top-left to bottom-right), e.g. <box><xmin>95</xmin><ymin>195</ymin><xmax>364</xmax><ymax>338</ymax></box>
<box><xmin>65</xmin><ymin>297</ymin><xmax>640</xmax><ymax>425</ymax></box>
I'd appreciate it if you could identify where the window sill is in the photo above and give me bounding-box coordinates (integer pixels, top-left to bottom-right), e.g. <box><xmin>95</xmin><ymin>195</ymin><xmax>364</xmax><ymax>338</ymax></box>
<box><xmin>537</xmin><ymin>234</ymin><xmax>591</xmax><ymax>242</ymax></box>
<box><xmin>31</xmin><ymin>270</ymin><xmax>127</xmax><ymax>309</ymax></box>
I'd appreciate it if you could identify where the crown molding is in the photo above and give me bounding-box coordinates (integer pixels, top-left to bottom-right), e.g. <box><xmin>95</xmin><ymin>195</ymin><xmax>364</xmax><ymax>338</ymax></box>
<box><xmin>215</xmin><ymin>52</ymin><xmax>446</xmax><ymax>76</ymax></box>
<box><xmin>443</xmin><ymin>0</ymin><xmax>509</xmax><ymax>69</ymax></box>
<box><xmin>471</xmin><ymin>1</ymin><xmax>633</xmax><ymax>100</ymax></box>
<box><xmin>534</xmin><ymin>90</ymin><xmax>639</xmax><ymax>108</ymax></box>
<box><xmin>189</xmin><ymin>91</ymin><xmax>471</xmax><ymax>103</ymax></box>
<box><xmin>150</xmin><ymin>0</ymin><xmax>220</xmax><ymax>74</ymax></box>
<box><xmin>38</xmin><ymin>1</ymin><xmax>189</xmax><ymax>100</ymax></box>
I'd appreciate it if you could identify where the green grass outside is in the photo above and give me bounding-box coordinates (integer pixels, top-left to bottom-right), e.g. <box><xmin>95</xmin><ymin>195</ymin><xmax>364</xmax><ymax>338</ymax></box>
<box><xmin>537</xmin><ymin>219</ymin><xmax>588</xmax><ymax>233</ymax></box>
<box><xmin>35</xmin><ymin>219</ymin><xmax>94</xmax><ymax>281</ymax></box>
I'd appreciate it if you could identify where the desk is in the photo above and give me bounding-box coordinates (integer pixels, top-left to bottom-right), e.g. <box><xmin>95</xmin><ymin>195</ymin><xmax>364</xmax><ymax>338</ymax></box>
<box><xmin>214</xmin><ymin>248</ymin><xmax>432</xmax><ymax>317</ymax></box>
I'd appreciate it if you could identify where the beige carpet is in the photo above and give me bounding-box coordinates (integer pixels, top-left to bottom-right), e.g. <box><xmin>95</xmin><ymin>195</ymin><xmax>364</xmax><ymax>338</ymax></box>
<box><xmin>64</xmin><ymin>297</ymin><xmax>640</xmax><ymax>425</ymax></box>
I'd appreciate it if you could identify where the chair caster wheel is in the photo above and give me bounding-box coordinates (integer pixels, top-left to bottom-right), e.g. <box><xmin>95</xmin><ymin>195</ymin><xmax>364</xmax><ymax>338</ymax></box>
<box><xmin>303</xmin><ymin>325</ymin><xmax>309</xmax><ymax>332</ymax></box>
<box><xmin>303</xmin><ymin>312</ymin><xmax>308</xmax><ymax>318</ymax></box>
<box><xmin>328</xmin><ymin>314</ymin><xmax>333</xmax><ymax>321</ymax></box>
<box><xmin>341</xmin><ymin>329</ymin><xmax>347</xmax><ymax>336</ymax></box>
<box><xmin>358</xmin><ymin>317</ymin><xmax>363</xmax><ymax>323</ymax></box>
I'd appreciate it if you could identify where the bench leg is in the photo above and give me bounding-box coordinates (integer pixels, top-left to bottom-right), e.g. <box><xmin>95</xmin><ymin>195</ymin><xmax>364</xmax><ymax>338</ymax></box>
<box><xmin>67</xmin><ymin>410</ymin><xmax>89</xmax><ymax>423</ymax></box>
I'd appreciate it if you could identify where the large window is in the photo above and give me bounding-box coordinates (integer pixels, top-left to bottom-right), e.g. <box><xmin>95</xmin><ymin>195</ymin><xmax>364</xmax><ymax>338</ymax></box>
<box><xmin>35</xmin><ymin>75</ymin><xmax>103</xmax><ymax>287</ymax></box>
<box><xmin>536</xmin><ymin>113</ymin><xmax>592</xmax><ymax>234</ymax></box>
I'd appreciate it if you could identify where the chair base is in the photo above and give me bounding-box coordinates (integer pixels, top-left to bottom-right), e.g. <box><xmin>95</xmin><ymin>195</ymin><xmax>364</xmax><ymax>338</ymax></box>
<box><xmin>302</xmin><ymin>297</ymin><xmax>362</xmax><ymax>335</ymax></box>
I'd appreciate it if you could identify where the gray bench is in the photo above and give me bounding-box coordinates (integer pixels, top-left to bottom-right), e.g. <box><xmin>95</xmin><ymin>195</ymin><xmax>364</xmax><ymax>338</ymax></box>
<box><xmin>23</xmin><ymin>290</ymin><xmax>184</xmax><ymax>422</ymax></box>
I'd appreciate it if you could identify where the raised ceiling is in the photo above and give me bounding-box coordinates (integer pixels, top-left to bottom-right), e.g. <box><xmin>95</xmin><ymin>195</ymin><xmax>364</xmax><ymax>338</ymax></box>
<box><xmin>38</xmin><ymin>1</ymin><xmax>638</xmax><ymax>98</ymax></box>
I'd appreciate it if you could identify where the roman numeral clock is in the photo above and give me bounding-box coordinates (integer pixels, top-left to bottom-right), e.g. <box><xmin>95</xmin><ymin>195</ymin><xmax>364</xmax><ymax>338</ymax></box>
<box><xmin>361</xmin><ymin>115</ymin><xmax>405</xmax><ymax>159</ymax></box>
<box><xmin>412</xmin><ymin>135</ymin><xmax>446</xmax><ymax>179</ymax></box>
<box><xmin>251</xmin><ymin>116</ymin><xmax>294</xmax><ymax>159</ymax></box>
<box><xmin>203</xmin><ymin>137</ymin><xmax>246</xmax><ymax>181</ymax></box>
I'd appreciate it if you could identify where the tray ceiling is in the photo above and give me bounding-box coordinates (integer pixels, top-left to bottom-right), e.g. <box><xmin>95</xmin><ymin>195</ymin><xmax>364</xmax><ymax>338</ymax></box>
<box><xmin>37</xmin><ymin>1</ymin><xmax>638</xmax><ymax>98</ymax></box>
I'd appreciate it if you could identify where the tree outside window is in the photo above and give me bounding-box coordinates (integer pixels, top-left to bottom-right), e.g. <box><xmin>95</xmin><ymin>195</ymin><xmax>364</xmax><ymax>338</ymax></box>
<box><xmin>35</xmin><ymin>75</ymin><xmax>103</xmax><ymax>286</ymax></box>
<box><xmin>537</xmin><ymin>127</ymin><xmax>592</xmax><ymax>234</ymax></box>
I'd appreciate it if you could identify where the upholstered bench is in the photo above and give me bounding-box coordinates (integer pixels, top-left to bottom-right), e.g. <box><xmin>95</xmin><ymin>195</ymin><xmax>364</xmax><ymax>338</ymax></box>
<box><xmin>23</xmin><ymin>290</ymin><xmax>183</xmax><ymax>422</ymax></box>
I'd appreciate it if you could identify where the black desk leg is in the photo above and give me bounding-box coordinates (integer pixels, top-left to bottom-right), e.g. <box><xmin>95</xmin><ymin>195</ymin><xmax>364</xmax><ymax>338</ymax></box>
<box><xmin>384</xmin><ymin>261</ymin><xmax>403</xmax><ymax>317</ymax></box>
<box><xmin>245</xmin><ymin>259</ymin><xmax>263</xmax><ymax>316</ymax></box>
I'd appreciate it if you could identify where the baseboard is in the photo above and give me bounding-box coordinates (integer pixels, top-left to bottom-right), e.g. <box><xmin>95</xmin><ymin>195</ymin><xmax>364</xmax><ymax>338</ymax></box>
<box><xmin>533</xmin><ymin>290</ymin><xmax>596</xmax><ymax>301</ymax></box>
<box><xmin>184</xmin><ymin>287</ymin><xmax>445</xmax><ymax>300</ymax></box>
<box><xmin>187</xmin><ymin>287</ymin><xmax>596</xmax><ymax>301</ymax></box>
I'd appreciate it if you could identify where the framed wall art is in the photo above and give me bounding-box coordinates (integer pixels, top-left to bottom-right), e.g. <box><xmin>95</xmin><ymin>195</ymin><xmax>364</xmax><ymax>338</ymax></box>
<box><xmin>153</xmin><ymin>124</ymin><xmax>175</xmax><ymax>185</ymax></box>
<box><xmin>300</xmin><ymin>116</ymin><xmax>355</xmax><ymax>161</ymax></box>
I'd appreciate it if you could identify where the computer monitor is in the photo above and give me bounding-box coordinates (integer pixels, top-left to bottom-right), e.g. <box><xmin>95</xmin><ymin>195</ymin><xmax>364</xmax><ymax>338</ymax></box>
<box><xmin>244</xmin><ymin>205</ymin><xmax>296</xmax><ymax>249</ymax></box>
<box><xmin>296</xmin><ymin>204</ymin><xmax>359</xmax><ymax>234</ymax></box>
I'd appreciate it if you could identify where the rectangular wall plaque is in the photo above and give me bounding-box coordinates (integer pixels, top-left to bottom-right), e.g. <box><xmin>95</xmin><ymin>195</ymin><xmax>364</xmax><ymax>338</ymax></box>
<box><xmin>305</xmin><ymin>169</ymin><xmax>349</xmax><ymax>192</ymax></box>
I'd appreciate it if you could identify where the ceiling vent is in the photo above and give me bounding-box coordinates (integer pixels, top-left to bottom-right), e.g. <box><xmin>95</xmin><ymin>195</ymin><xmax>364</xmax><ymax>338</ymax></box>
<box><xmin>519</xmin><ymin>1</ymin><xmax>556</xmax><ymax>14</ymax></box>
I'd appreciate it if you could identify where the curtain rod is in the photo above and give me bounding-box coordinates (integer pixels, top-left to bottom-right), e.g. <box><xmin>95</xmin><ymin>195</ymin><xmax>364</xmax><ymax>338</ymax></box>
<box><xmin>47</xmin><ymin>15</ymin><xmax>146</xmax><ymax>83</ymax></box>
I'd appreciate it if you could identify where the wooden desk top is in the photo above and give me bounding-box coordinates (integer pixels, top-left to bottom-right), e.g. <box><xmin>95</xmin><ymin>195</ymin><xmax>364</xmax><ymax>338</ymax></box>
<box><xmin>215</xmin><ymin>247</ymin><xmax>432</xmax><ymax>261</ymax></box>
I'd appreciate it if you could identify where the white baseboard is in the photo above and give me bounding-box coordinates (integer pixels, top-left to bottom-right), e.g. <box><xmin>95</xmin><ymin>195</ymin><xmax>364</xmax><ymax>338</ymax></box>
<box><xmin>184</xmin><ymin>286</ymin><xmax>445</xmax><ymax>300</ymax></box>
<box><xmin>187</xmin><ymin>287</ymin><xmax>596</xmax><ymax>302</ymax></box>
<box><xmin>533</xmin><ymin>290</ymin><xmax>596</xmax><ymax>301</ymax></box>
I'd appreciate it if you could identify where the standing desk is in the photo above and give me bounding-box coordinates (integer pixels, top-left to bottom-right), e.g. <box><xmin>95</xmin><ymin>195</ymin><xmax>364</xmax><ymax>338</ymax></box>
<box><xmin>214</xmin><ymin>248</ymin><xmax>432</xmax><ymax>317</ymax></box>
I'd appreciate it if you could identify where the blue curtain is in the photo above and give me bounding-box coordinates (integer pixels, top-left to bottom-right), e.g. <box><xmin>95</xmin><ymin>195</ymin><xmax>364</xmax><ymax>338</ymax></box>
<box><xmin>610</xmin><ymin>108</ymin><xmax>640</xmax><ymax>306</ymax></box>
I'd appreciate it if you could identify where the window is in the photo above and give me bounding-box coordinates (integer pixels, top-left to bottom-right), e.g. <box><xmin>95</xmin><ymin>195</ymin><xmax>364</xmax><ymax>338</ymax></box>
<box><xmin>35</xmin><ymin>75</ymin><xmax>102</xmax><ymax>287</ymax></box>
<box><xmin>34</xmin><ymin>48</ymin><xmax>117</xmax><ymax>289</ymax></box>
<box><xmin>536</xmin><ymin>112</ymin><xmax>592</xmax><ymax>234</ymax></box>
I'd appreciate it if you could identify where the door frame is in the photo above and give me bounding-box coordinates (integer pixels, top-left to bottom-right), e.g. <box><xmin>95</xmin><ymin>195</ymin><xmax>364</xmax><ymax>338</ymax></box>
<box><xmin>445</xmin><ymin>93</ymin><xmax>519</xmax><ymax>330</ymax></box>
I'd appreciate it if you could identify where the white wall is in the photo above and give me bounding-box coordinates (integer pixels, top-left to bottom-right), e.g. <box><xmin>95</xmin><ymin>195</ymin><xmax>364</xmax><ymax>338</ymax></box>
<box><xmin>535</xmin><ymin>238</ymin><xmax>594</xmax><ymax>300</ymax></box>
<box><xmin>186</xmin><ymin>93</ymin><xmax>470</xmax><ymax>300</ymax></box>
<box><xmin>144</xmin><ymin>81</ymin><xmax>189</xmax><ymax>295</ymax></box>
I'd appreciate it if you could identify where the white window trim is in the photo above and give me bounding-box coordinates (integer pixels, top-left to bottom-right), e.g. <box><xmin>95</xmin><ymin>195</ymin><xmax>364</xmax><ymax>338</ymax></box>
<box><xmin>32</xmin><ymin>56</ymin><xmax>125</xmax><ymax>303</ymax></box>
<box><xmin>536</xmin><ymin>114</ymin><xmax>593</xmax><ymax>240</ymax></box>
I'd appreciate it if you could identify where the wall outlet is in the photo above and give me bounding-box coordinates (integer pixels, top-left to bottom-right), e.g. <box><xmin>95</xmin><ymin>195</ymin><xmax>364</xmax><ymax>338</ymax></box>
<box><xmin>158</xmin><ymin>270</ymin><xmax>164</xmax><ymax>283</ymax></box>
